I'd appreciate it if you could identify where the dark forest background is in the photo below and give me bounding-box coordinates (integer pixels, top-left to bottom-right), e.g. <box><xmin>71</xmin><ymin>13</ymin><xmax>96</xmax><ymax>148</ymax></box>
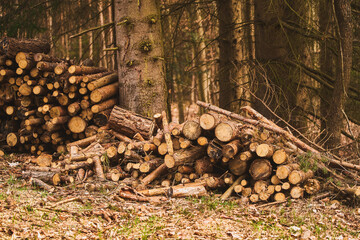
<box><xmin>1</xmin><ymin>0</ymin><xmax>360</xmax><ymax>151</ymax></box>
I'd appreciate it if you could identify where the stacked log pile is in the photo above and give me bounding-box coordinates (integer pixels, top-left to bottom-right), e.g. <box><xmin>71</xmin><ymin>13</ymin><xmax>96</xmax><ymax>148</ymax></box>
<box><xmin>19</xmin><ymin>102</ymin><xmax>360</xmax><ymax>203</ymax></box>
<box><xmin>0</xmin><ymin>37</ymin><xmax>118</xmax><ymax>155</ymax></box>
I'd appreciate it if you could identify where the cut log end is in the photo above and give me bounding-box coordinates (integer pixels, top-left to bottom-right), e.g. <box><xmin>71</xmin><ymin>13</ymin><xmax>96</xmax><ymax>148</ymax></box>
<box><xmin>68</xmin><ymin>116</ymin><xmax>87</xmax><ymax>133</ymax></box>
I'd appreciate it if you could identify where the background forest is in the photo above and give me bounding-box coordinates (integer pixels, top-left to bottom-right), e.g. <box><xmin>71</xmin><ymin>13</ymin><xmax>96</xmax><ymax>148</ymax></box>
<box><xmin>0</xmin><ymin>0</ymin><xmax>359</xmax><ymax>152</ymax></box>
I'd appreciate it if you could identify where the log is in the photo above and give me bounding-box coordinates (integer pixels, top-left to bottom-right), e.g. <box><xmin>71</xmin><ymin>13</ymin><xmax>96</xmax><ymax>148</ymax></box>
<box><xmin>164</xmin><ymin>146</ymin><xmax>206</xmax><ymax>168</ymax></box>
<box><xmin>239</xmin><ymin>151</ymin><xmax>253</xmax><ymax>162</ymax></box>
<box><xmin>6</xmin><ymin>133</ymin><xmax>18</xmax><ymax>147</ymax></box>
<box><xmin>228</xmin><ymin>154</ymin><xmax>248</xmax><ymax>176</ymax></box>
<box><xmin>68</xmin><ymin>116</ymin><xmax>87</xmax><ymax>133</ymax></box>
<box><xmin>139</xmin><ymin>183</ymin><xmax>207</xmax><ymax>198</ymax></box>
<box><xmin>68</xmin><ymin>102</ymin><xmax>81</xmax><ymax>116</ymax></box>
<box><xmin>106</xmin><ymin>146</ymin><xmax>118</xmax><ymax>159</ymax></box>
<box><xmin>177</xmin><ymin>165</ymin><xmax>195</xmax><ymax>174</ymax></box>
<box><xmin>65</xmin><ymin>159</ymin><xmax>94</xmax><ymax>170</ymax></box>
<box><xmin>66</xmin><ymin>135</ymin><xmax>97</xmax><ymax>150</ymax></box>
<box><xmin>194</xmin><ymin>157</ymin><xmax>213</xmax><ymax>175</ymax></box>
<box><xmin>259</xmin><ymin>192</ymin><xmax>271</xmax><ymax>201</ymax></box>
<box><xmin>93</xmin><ymin>155</ymin><xmax>105</xmax><ymax>180</ymax></box>
<box><xmin>249</xmin><ymin>142</ymin><xmax>259</xmax><ymax>152</ymax></box>
<box><xmin>54</xmin><ymin>63</ymin><xmax>68</xmax><ymax>75</ymax></box>
<box><xmin>222</xmin><ymin>139</ymin><xmax>242</xmax><ymax>158</ymax></box>
<box><xmin>68</xmin><ymin>65</ymin><xmax>107</xmax><ymax>75</ymax></box>
<box><xmin>158</xmin><ymin>142</ymin><xmax>168</xmax><ymax>155</ymax></box>
<box><xmin>30</xmin><ymin>178</ymin><xmax>54</xmax><ymax>192</ymax></box>
<box><xmin>170</xmin><ymin>122</ymin><xmax>183</xmax><ymax>136</ymax></box>
<box><xmin>256</xmin><ymin>144</ymin><xmax>274</xmax><ymax>158</ymax></box>
<box><xmin>207</xmin><ymin>139</ymin><xmax>224</xmax><ymax>162</ymax></box>
<box><xmin>234</xmin><ymin>185</ymin><xmax>243</xmax><ymax>194</ymax></box>
<box><xmin>220</xmin><ymin>174</ymin><xmax>247</xmax><ymax>200</ymax></box>
<box><xmin>180</xmin><ymin>138</ymin><xmax>191</xmax><ymax>149</ymax></box>
<box><xmin>205</xmin><ymin>176</ymin><xmax>226</xmax><ymax>189</ymax></box>
<box><xmin>272</xmin><ymin>149</ymin><xmax>288</xmax><ymax>164</ymax></box>
<box><xmin>81</xmin><ymin>72</ymin><xmax>111</xmax><ymax>83</ymax></box>
<box><xmin>33</xmin><ymin>53</ymin><xmax>62</xmax><ymax>62</ymax></box>
<box><xmin>141</xmin><ymin>163</ymin><xmax>168</xmax><ymax>186</ymax></box>
<box><xmin>1</xmin><ymin>37</ymin><xmax>50</xmax><ymax>57</ymax></box>
<box><xmin>93</xmin><ymin>109</ymin><xmax>112</xmax><ymax>127</ymax></box>
<box><xmin>19</xmin><ymin>83</ymin><xmax>32</xmax><ymax>96</ymax></box>
<box><xmin>87</xmin><ymin>73</ymin><xmax>117</xmax><ymax>91</ymax></box>
<box><xmin>143</xmin><ymin>143</ymin><xmax>157</xmax><ymax>152</ymax></box>
<box><xmin>182</xmin><ymin>120</ymin><xmax>202</xmax><ymax>140</ymax></box>
<box><xmin>249</xmin><ymin>159</ymin><xmax>272</xmax><ymax>180</ymax></box>
<box><xmin>162</xmin><ymin>111</ymin><xmax>174</xmax><ymax>155</ymax></box>
<box><xmin>304</xmin><ymin>179</ymin><xmax>321</xmax><ymax>195</ymax></box>
<box><xmin>249</xmin><ymin>194</ymin><xmax>259</xmax><ymax>203</ymax></box>
<box><xmin>152</xmin><ymin>130</ymin><xmax>164</xmax><ymax>146</ymax></box>
<box><xmin>197</xmin><ymin>136</ymin><xmax>209</xmax><ymax>146</ymax></box>
<box><xmin>91</xmin><ymin>98</ymin><xmax>117</xmax><ymax>113</ymax></box>
<box><xmin>52</xmin><ymin>116</ymin><xmax>70</xmax><ymax>125</ymax></box>
<box><xmin>338</xmin><ymin>186</ymin><xmax>360</xmax><ymax>197</ymax></box>
<box><xmin>110</xmin><ymin>130</ymin><xmax>132</xmax><ymax>143</ymax></box>
<box><xmin>282</xmin><ymin>182</ymin><xmax>291</xmax><ymax>190</ymax></box>
<box><xmin>18</xmin><ymin>59</ymin><xmax>35</xmax><ymax>70</ymax></box>
<box><xmin>90</xmin><ymin>82</ymin><xmax>119</xmax><ymax>103</ymax></box>
<box><xmin>199</xmin><ymin>111</ymin><xmax>224</xmax><ymax>130</ymax></box>
<box><xmin>271</xmin><ymin>175</ymin><xmax>281</xmax><ymax>185</ymax></box>
<box><xmin>139</xmin><ymin>158</ymin><xmax>163</xmax><ymax>173</ymax></box>
<box><xmin>108</xmin><ymin>105</ymin><xmax>153</xmax><ymax>139</ymax></box>
<box><xmin>22</xmin><ymin>171</ymin><xmax>61</xmax><ymax>185</ymax></box>
<box><xmin>215</xmin><ymin>121</ymin><xmax>242</xmax><ymax>142</ymax></box>
<box><xmin>254</xmin><ymin>180</ymin><xmax>268</xmax><ymax>194</ymax></box>
<box><xmin>266</xmin><ymin>185</ymin><xmax>275</xmax><ymax>195</ymax></box>
<box><xmin>274</xmin><ymin>192</ymin><xmax>286</xmax><ymax>202</ymax></box>
<box><xmin>290</xmin><ymin>186</ymin><xmax>304</xmax><ymax>199</ymax></box>
<box><xmin>276</xmin><ymin>163</ymin><xmax>300</xmax><ymax>180</ymax></box>
<box><xmin>242</xmin><ymin>187</ymin><xmax>252</xmax><ymax>197</ymax></box>
<box><xmin>289</xmin><ymin>170</ymin><xmax>314</xmax><ymax>185</ymax></box>
<box><xmin>36</xmin><ymin>61</ymin><xmax>58</xmax><ymax>71</ymax></box>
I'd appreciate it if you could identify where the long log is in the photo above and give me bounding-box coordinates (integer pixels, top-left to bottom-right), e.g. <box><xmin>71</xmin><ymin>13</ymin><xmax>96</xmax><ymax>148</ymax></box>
<box><xmin>1</xmin><ymin>37</ymin><xmax>50</xmax><ymax>57</ymax></box>
<box><xmin>22</xmin><ymin>171</ymin><xmax>61</xmax><ymax>185</ymax></box>
<box><xmin>139</xmin><ymin>183</ymin><xmax>207</xmax><ymax>198</ymax></box>
<box><xmin>87</xmin><ymin>73</ymin><xmax>117</xmax><ymax>91</ymax></box>
<box><xmin>68</xmin><ymin>65</ymin><xmax>107</xmax><ymax>75</ymax></box>
<box><xmin>141</xmin><ymin>163</ymin><xmax>168</xmax><ymax>186</ymax></box>
<box><xmin>164</xmin><ymin>146</ymin><xmax>206</xmax><ymax>168</ymax></box>
<box><xmin>108</xmin><ymin>105</ymin><xmax>153</xmax><ymax>139</ymax></box>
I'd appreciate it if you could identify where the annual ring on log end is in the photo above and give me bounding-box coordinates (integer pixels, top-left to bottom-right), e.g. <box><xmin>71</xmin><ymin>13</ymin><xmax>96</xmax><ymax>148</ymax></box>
<box><xmin>200</xmin><ymin>113</ymin><xmax>215</xmax><ymax>130</ymax></box>
<box><xmin>215</xmin><ymin>122</ymin><xmax>233</xmax><ymax>142</ymax></box>
<box><xmin>68</xmin><ymin>116</ymin><xmax>87</xmax><ymax>133</ymax></box>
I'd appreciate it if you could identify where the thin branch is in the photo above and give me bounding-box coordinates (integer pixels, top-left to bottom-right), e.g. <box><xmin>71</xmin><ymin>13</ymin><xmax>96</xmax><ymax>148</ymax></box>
<box><xmin>70</xmin><ymin>22</ymin><xmax>114</xmax><ymax>39</ymax></box>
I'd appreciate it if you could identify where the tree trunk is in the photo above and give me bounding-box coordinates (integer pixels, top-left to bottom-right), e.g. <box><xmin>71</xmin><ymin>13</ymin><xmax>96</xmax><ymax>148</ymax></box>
<box><xmin>114</xmin><ymin>0</ymin><xmax>167</xmax><ymax>117</ymax></box>
<box><xmin>217</xmin><ymin>0</ymin><xmax>235</xmax><ymax>110</ymax></box>
<box><xmin>326</xmin><ymin>0</ymin><xmax>353</xmax><ymax>148</ymax></box>
<box><xmin>319</xmin><ymin>0</ymin><xmax>334</xmax><ymax>143</ymax></box>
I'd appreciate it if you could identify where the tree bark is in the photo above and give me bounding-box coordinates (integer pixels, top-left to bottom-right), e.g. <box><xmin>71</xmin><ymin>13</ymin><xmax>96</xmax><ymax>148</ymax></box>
<box><xmin>114</xmin><ymin>0</ymin><xmax>167</xmax><ymax>117</ymax></box>
<box><xmin>326</xmin><ymin>0</ymin><xmax>353</xmax><ymax>148</ymax></box>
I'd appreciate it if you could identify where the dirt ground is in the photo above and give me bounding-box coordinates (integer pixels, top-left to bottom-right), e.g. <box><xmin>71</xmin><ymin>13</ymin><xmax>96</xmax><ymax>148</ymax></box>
<box><xmin>1</xmin><ymin>155</ymin><xmax>359</xmax><ymax>240</ymax></box>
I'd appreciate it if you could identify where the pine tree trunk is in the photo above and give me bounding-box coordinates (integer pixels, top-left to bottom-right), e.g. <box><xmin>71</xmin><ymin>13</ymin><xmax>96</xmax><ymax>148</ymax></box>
<box><xmin>326</xmin><ymin>0</ymin><xmax>353</xmax><ymax>148</ymax></box>
<box><xmin>114</xmin><ymin>0</ymin><xmax>167</xmax><ymax>117</ymax></box>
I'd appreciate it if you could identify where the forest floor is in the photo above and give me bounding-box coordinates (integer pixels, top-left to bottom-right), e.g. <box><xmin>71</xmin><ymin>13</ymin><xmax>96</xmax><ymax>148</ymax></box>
<box><xmin>0</xmin><ymin>155</ymin><xmax>359</xmax><ymax>240</ymax></box>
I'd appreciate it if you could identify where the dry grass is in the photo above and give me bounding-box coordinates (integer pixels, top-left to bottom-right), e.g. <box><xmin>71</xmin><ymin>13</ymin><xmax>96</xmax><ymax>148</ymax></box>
<box><xmin>1</xmin><ymin>156</ymin><xmax>359</xmax><ymax>239</ymax></box>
